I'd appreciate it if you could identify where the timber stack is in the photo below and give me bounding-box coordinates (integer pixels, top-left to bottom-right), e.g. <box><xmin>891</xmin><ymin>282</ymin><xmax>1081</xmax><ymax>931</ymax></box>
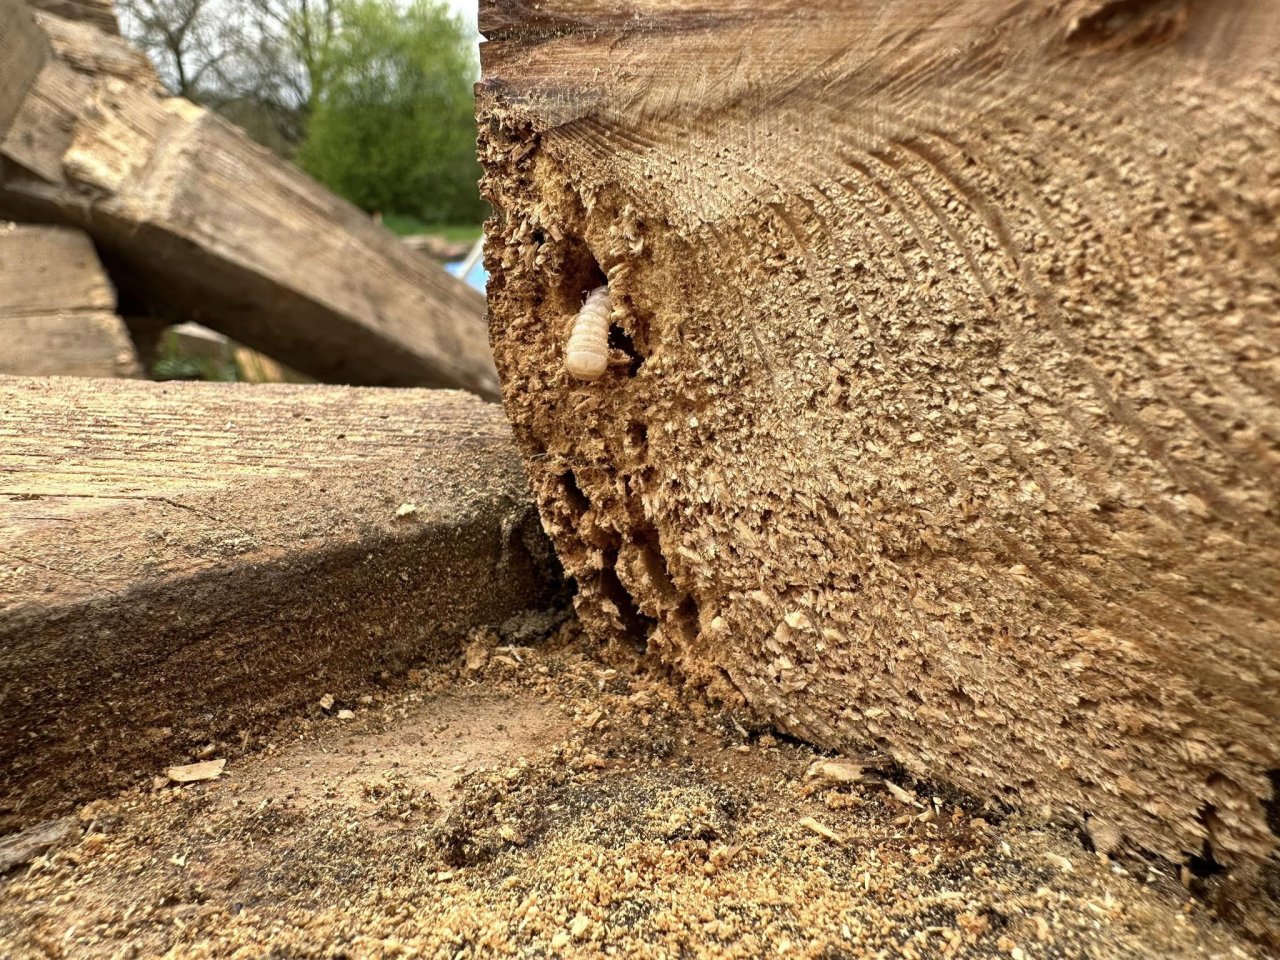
<box><xmin>477</xmin><ymin>0</ymin><xmax>1280</xmax><ymax>926</ymax></box>
<box><xmin>0</xmin><ymin>0</ymin><xmax>570</xmax><ymax>832</ymax></box>
<box><xmin>0</xmin><ymin>0</ymin><xmax>496</xmax><ymax>395</ymax></box>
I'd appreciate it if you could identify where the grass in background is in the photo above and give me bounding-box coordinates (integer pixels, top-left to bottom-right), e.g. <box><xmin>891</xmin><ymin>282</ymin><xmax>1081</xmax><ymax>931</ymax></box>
<box><xmin>381</xmin><ymin>214</ymin><xmax>481</xmax><ymax>243</ymax></box>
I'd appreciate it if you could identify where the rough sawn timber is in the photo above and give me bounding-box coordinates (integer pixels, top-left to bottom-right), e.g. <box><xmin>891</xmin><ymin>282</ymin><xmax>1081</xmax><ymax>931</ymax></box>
<box><xmin>477</xmin><ymin>0</ymin><xmax>1280</xmax><ymax>893</ymax></box>
<box><xmin>0</xmin><ymin>222</ymin><xmax>140</xmax><ymax>377</ymax></box>
<box><xmin>0</xmin><ymin>377</ymin><xmax>563</xmax><ymax>829</ymax></box>
<box><xmin>0</xmin><ymin>0</ymin><xmax>498</xmax><ymax>398</ymax></box>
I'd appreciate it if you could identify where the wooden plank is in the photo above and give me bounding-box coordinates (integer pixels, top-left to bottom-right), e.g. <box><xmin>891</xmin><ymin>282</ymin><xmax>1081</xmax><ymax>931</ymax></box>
<box><xmin>0</xmin><ymin>222</ymin><xmax>111</xmax><ymax>314</ymax></box>
<box><xmin>0</xmin><ymin>0</ymin><xmax>48</xmax><ymax>139</ymax></box>
<box><xmin>476</xmin><ymin>0</ymin><xmax>1280</xmax><ymax>887</ymax></box>
<box><xmin>26</xmin><ymin>0</ymin><xmax>119</xmax><ymax>35</ymax></box>
<box><xmin>3</xmin><ymin>314</ymin><xmax>139</xmax><ymax>376</ymax></box>
<box><xmin>0</xmin><ymin>377</ymin><xmax>565</xmax><ymax>828</ymax></box>
<box><xmin>0</xmin><ymin>0</ymin><xmax>499</xmax><ymax>398</ymax></box>
<box><xmin>0</xmin><ymin>222</ymin><xmax>141</xmax><ymax>377</ymax></box>
<box><xmin>32</xmin><ymin>8</ymin><xmax>156</xmax><ymax>85</ymax></box>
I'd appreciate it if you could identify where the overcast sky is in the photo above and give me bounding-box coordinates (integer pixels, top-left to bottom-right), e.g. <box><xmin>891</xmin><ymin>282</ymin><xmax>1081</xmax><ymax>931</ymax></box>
<box><xmin>447</xmin><ymin>0</ymin><xmax>479</xmax><ymax>33</ymax></box>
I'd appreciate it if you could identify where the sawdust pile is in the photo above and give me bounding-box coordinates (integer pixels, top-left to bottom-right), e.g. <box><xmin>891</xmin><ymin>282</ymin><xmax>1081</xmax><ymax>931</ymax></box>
<box><xmin>0</xmin><ymin>625</ymin><xmax>1264</xmax><ymax>959</ymax></box>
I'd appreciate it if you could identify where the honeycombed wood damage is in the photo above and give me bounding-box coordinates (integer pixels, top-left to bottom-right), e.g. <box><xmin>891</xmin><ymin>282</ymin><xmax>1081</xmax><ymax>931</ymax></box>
<box><xmin>476</xmin><ymin>0</ymin><xmax>1280</xmax><ymax>901</ymax></box>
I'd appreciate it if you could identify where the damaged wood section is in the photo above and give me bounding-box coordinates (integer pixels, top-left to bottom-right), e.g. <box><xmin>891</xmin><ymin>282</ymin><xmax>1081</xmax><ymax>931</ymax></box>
<box><xmin>476</xmin><ymin>0</ymin><xmax>1280</xmax><ymax>891</ymax></box>
<box><xmin>0</xmin><ymin>222</ymin><xmax>140</xmax><ymax>377</ymax></box>
<box><xmin>0</xmin><ymin>377</ymin><xmax>563</xmax><ymax>829</ymax></box>
<box><xmin>0</xmin><ymin>0</ymin><xmax>498</xmax><ymax>398</ymax></box>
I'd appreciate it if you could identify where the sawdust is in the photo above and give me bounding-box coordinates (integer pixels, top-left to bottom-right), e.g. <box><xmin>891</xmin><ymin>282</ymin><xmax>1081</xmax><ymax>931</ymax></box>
<box><xmin>0</xmin><ymin>625</ymin><xmax>1265</xmax><ymax>959</ymax></box>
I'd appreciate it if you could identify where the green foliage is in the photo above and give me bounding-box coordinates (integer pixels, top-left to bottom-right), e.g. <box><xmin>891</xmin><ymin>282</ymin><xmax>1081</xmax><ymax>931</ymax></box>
<box><xmin>297</xmin><ymin>0</ymin><xmax>485</xmax><ymax>225</ymax></box>
<box><xmin>379</xmin><ymin>215</ymin><xmax>481</xmax><ymax>242</ymax></box>
<box><xmin>152</xmin><ymin>331</ymin><xmax>241</xmax><ymax>383</ymax></box>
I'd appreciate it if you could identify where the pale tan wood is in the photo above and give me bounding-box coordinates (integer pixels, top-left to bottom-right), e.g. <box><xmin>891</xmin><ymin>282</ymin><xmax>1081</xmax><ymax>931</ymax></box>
<box><xmin>233</xmin><ymin>343</ymin><xmax>301</xmax><ymax>383</ymax></box>
<box><xmin>3</xmin><ymin>313</ymin><xmax>139</xmax><ymax>376</ymax></box>
<box><xmin>0</xmin><ymin>222</ymin><xmax>111</xmax><ymax>314</ymax></box>
<box><xmin>0</xmin><ymin>376</ymin><xmax>563</xmax><ymax>828</ymax></box>
<box><xmin>32</xmin><ymin>8</ymin><xmax>157</xmax><ymax>86</ymax></box>
<box><xmin>0</xmin><ymin>0</ymin><xmax>499</xmax><ymax>398</ymax></box>
<box><xmin>0</xmin><ymin>0</ymin><xmax>50</xmax><ymax>151</ymax></box>
<box><xmin>477</xmin><ymin>0</ymin><xmax>1280</xmax><ymax>893</ymax></box>
<box><xmin>26</xmin><ymin>0</ymin><xmax>118</xmax><ymax>35</ymax></box>
<box><xmin>0</xmin><ymin>223</ymin><xmax>141</xmax><ymax>376</ymax></box>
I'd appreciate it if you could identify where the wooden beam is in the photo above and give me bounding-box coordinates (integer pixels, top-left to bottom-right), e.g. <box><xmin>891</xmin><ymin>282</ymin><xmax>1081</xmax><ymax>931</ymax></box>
<box><xmin>0</xmin><ymin>0</ymin><xmax>499</xmax><ymax>398</ymax></box>
<box><xmin>25</xmin><ymin>0</ymin><xmax>119</xmax><ymax>35</ymax></box>
<box><xmin>0</xmin><ymin>377</ymin><xmax>564</xmax><ymax>828</ymax></box>
<box><xmin>0</xmin><ymin>222</ymin><xmax>140</xmax><ymax>377</ymax></box>
<box><xmin>477</xmin><ymin>0</ymin><xmax>1280</xmax><ymax>880</ymax></box>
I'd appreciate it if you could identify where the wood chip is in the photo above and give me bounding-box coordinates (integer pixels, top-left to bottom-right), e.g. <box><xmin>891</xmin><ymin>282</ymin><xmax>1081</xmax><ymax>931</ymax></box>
<box><xmin>464</xmin><ymin>638</ymin><xmax>490</xmax><ymax>673</ymax></box>
<box><xmin>883</xmin><ymin>781</ymin><xmax>924</xmax><ymax>807</ymax></box>
<box><xmin>167</xmin><ymin>759</ymin><xmax>226</xmax><ymax>783</ymax></box>
<box><xmin>0</xmin><ymin>818</ymin><xmax>75</xmax><ymax>873</ymax></box>
<box><xmin>806</xmin><ymin>759</ymin><xmax>867</xmax><ymax>786</ymax></box>
<box><xmin>798</xmin><ymin>816</ymin><xmax>843</xmax><ymax>844</ymax></box>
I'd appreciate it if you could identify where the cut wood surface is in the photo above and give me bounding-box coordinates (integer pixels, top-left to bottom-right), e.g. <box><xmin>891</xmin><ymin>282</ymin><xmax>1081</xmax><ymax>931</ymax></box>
<box><xmin>477</xmin><ymin>0</ymin><xmax>1280</xmax><ymax>893</ymax></box>
<box><xmin>0</xmin><ymin>222</ymin><xmax>140</xmax><ymax>377</ymax></box>
<box><xmin>0</xmin><ymin>377</ymin><xmax>564</xmax><ymax>829</ymax></box>
<box><xmin>0</xmin><ymin>0</ymin><xmax>498</xmax><ymax>398</ymax></box>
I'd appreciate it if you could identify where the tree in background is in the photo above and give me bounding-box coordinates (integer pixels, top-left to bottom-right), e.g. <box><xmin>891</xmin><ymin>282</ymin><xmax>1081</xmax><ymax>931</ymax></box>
<box><xmin>119</xmin><ymin>0</ymin><xmax>338</xmax><ymax>150</ymax></box>
<box><xmin>120</xmin><ymin>0</ymin><xmax>484</xmax><ymax>227</ymax></box>
<box><xmin>297</xmin><ymin>0</ymin><xmax>484</xmax><ymax>226</ymax></box>
<box><xmin>118</xmin><ymin>0</ymin><xmax>246</xmax><ymax>100</ymax></box>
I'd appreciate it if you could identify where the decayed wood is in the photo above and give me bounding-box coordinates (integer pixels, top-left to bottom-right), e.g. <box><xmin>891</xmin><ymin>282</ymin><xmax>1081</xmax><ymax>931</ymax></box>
<box><xmin>477</xmin><ymin>0</ymin><xmax>1280</xmax><ymax>887</ymax></box>
<box><xmin>0</xmin><ymin>0</ymin><xmax>499</xmax><ymax>398</ymax></box>
<box><xmin>0</xmin><ymin>222</ymin><xmax>140</xmax><ymax>377</ymax></box>
<box><xmin>0</xmin><ymin>376</ymin><xmax>563</xmax><ymax>828</ymax></box>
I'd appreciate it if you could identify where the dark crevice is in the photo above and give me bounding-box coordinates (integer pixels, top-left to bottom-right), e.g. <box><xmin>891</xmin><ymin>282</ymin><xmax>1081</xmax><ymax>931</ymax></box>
<box><xmin>557</xmin><ymin>470</ymin><xmax>591</xmax><ymax>525</ymax></box>
<box><xmin>559</xmin><ymin>241</ymin><xmax>607</xmax><ymax>313</ymax></box>
<box><xmin>1187</xmin><ymin>844</ymin><xmax>1226</xmax><ymax>879</ymax></box>
<box><xmin>1264</xmin><ymin>769</ymin><xmax>1280</xmax><ymax>837</ymax></box>
<box><xmin>608</xmin><ymin>321</ymin><xmax>645</xmax><ymax>377</ymax></box>
<box><xmin>1063</xmin><ymin>0</ymin><xmax>1190</xmax><ymax>51</ymax></box>
<box><xmin>596</xmin><ymin>562</ymin><xmax>655</xmax><ymax>652</ymax></box>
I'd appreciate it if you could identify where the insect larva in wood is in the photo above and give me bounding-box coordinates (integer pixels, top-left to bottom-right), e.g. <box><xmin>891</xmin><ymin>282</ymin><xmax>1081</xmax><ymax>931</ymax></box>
<box><xmin>564</xmin><ymin>285</ymin><xmax>612</xmax><ymax>381</ymax></box>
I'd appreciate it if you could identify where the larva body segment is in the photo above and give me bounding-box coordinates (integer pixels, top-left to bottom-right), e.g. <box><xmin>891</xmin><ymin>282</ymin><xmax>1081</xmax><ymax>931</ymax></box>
<box><xmin>564</xmin><ymin>285</ymin><xmax>612</xmax><ymax>381</ymax></box>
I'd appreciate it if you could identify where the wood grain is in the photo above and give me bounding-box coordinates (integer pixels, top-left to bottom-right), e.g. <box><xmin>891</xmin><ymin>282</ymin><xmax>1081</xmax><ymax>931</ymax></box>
<box><xmin>26</xmin><ymin>0</ymin><xmax>118</xmax><ymax>35</ymax></box>
<box><xmin>0</xmin><ymin>222</ymin><xmax>140</xmax><ymax>377</ymax></box>
<box><xmin>0</xmin><ymin>0</ymin><xmax>498</xmax><ymax>398</ymax></box>
<box><xmin>477</xmin><ymin>0</ymin><xmax>1280</xmax><ymax>902</ymax></box>
<box><xmin>0</xmin><ymin>377</ymin><xmax>564</xmax><ymax>828</ymax></box>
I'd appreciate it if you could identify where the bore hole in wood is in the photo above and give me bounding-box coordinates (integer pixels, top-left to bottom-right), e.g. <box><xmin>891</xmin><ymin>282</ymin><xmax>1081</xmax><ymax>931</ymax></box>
<box><xmin>561</xmin><ymin>241</ymin><xmax>607</xmax><ymax>313</ymax></box>
<box><xmin>597</xmin><ymin>560</ymin><xmax>656</xmax><ymax>650</ymax></box>
<box><xmin>608</xmin><ymin>322</ymin><xmax>644</xmax><ymax>377</ymax></box>
<box><xmin>627</xmin><ymin>420</ymin><xmax>648</xmax><ymax>454</ymax></box>
<box><xmin>558</xmin><ymin>470</ymin><xmax>591</xmax><ymax>522</ymax></box>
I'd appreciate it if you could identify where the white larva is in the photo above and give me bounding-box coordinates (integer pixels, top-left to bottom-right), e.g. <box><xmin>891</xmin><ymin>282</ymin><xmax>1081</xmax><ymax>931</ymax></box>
<box><xmin>564</xmin><ymin>285</ymin><xmax>612</xmax><ymax>381</ymax></box>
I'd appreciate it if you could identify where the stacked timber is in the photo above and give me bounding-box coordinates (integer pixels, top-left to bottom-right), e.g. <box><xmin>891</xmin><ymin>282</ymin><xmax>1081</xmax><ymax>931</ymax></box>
<box><xmin>476</xmin><ymin>0</ymin><xmax>1280</xmax><ymax>919</ymax></box>
<box><xmin>0</xmin><ymin>0</ymin><xmax>496</xmax><ymax>396</ymax></box>
<box><xmin>0</xmin><ymin>377</ymin><xmax>563</xmax><ymax>827</ymax></box>
<box><xmin>0</xmin><ymin>222</ymin><xmax>140</xmax><ymax>377</ymax></box>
